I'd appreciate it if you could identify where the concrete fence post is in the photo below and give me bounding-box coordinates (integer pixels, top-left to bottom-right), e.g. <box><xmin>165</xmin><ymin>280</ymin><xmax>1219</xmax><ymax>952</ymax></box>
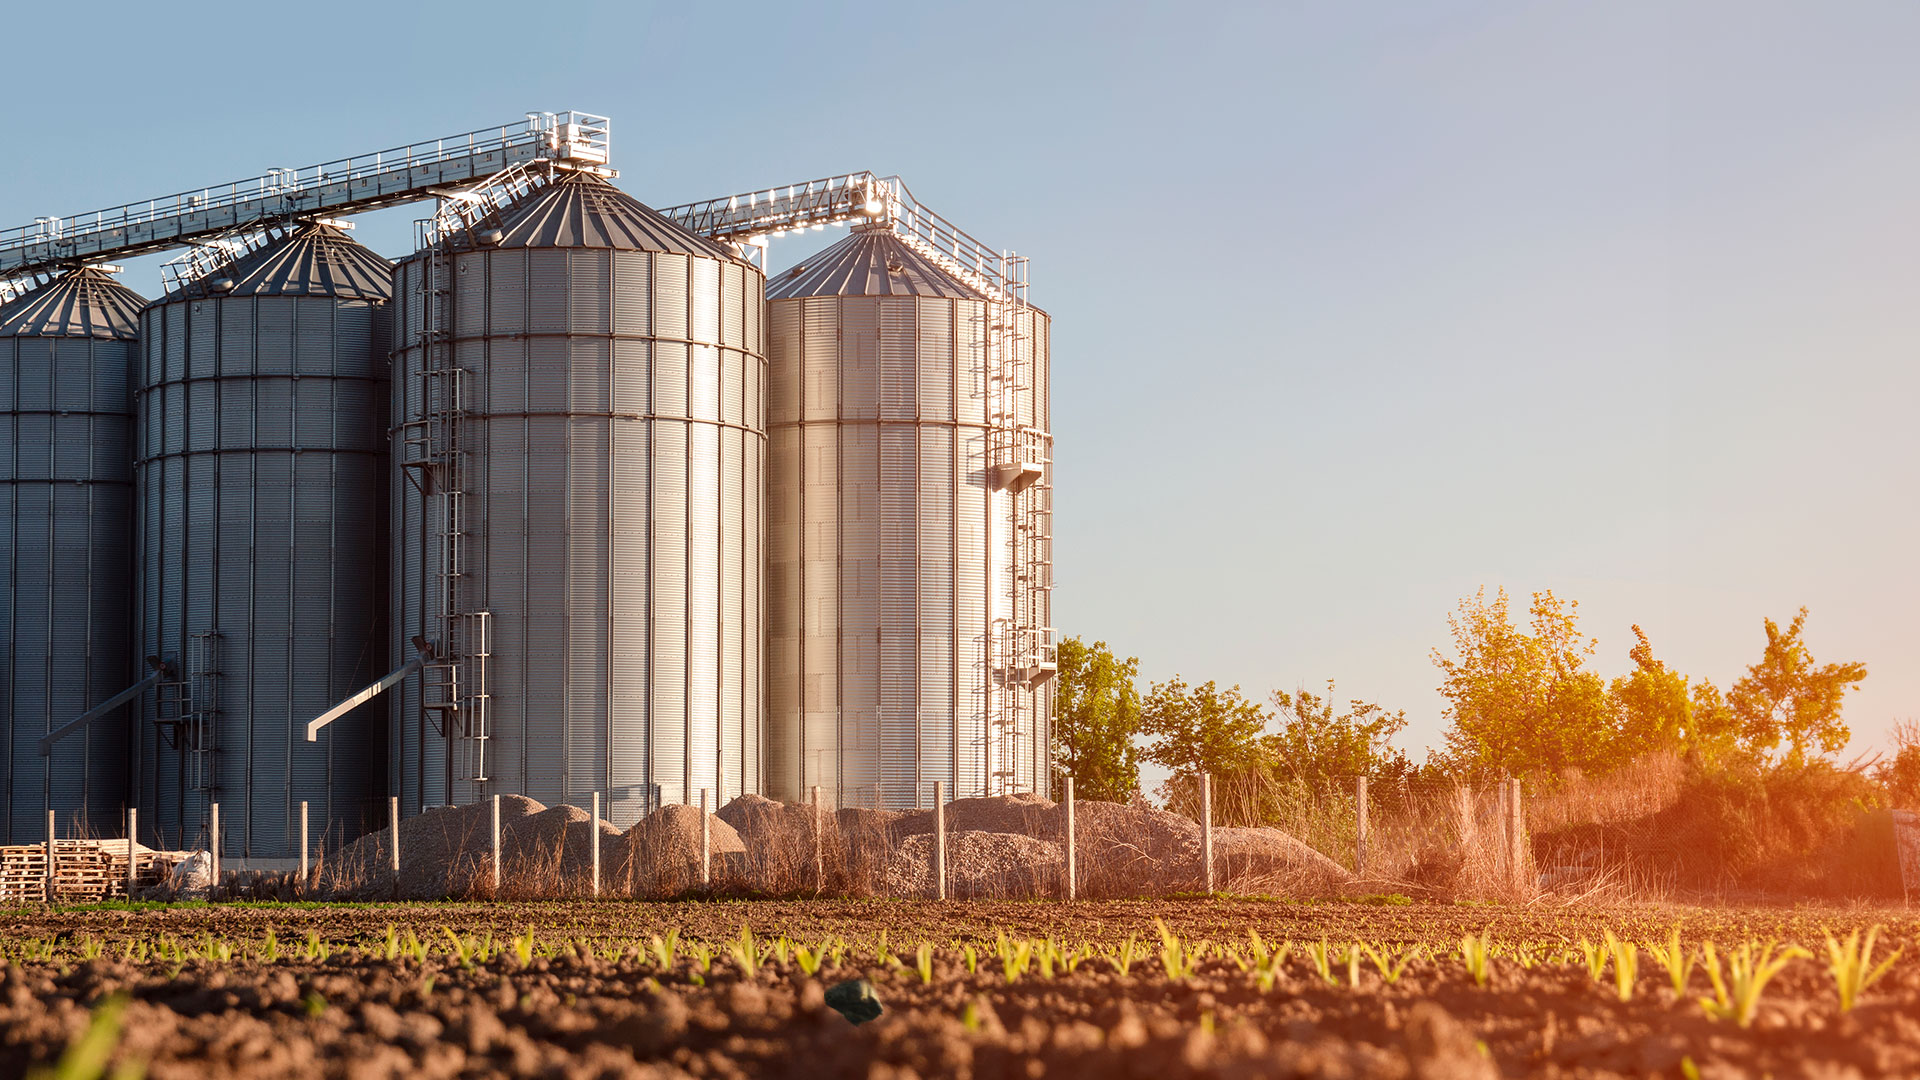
<box><xmin>934</xmin><ymin>780</ymin><xmax>947</xmax><ymax>901</ymax></box>
<box><xmin>299</xmin><ymin>801</ymin><xmax>309</xmax><ymax>885</ymax></box>
<box><xmin>209</xmin><ymin>802</ymin><xmax>220</xmax><ymax>900</ymax></box>
<box><xmin>44</xmin><ymin>809</ymin><xmax>55</xmax><ymax>903</ymax></box>
<box><xmin>591</xmin><ymin>791</ymin><xmax>601</xmax><ymax>898</ymax></box>
<box><xmin>810</xmin><ymin>785</ymin><xmax>823</xmax><ymax>894</ymax></box>
<box><xmin>700</xmin><ymin>788</ymin><xmax>711</xmax><ymax>888</ymax></box>
<box><xmin>1064</xmin><ymin>776</ymin><xmax>1076</xmax><ymax>902</ymax></box>
<box><xmin>491</xmin><ymin>794</ymin><xmax>502</xmax><ymax>894</ymax></box>
<box><xmin>1201</xmin><ymin>772</ymin><xmax>1214</xmax><ymax>894</ymax></box>
<box><xmin>1355</xmin><ymin>775</ymin><xmax>1369</xmax><ymax>879</ymax></box>
<box><xmin>126</xmin><ymin>808</ymin><xmax>137</xmax><ymax>898</ymax></box>
<box><xmin>1507</xmin><ymin>777</ymin><xmax>1526</xmax><ymax>893</ymax></box>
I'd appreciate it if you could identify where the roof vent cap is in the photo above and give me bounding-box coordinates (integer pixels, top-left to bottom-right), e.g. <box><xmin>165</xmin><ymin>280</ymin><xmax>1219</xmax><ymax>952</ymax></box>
<box><xmin>477</xmin><ymin>228</ymin><xmax>505</xmax><ymax>246</ymax></box>
<box><xmin>209</xmin><ymin>277</ymin><xmax>236</xmax><ymax>293</ymax></box>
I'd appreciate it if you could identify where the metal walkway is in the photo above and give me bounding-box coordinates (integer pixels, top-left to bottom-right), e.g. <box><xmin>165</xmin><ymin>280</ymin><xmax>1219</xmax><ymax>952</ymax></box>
<box><xmin>0</xmin><ymin>111</ymin><xmax>609</xmax><ymax>281</ymax></box>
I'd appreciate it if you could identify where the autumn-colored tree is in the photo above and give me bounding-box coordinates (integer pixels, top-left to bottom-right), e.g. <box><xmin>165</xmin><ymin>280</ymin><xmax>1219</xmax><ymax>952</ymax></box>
<box><xmin>1051</xmin><ymin>637</ymin><xmax>1144</xmax><ymax>802</ymax></box>
<box><xmin>1725</xmin><ymin>607</ymin><xmax>1867</xmax><ymax>765</ymax></box>
<box><xmin>1140</xmin><ymin>677</ymin><xmax>1268</xmax><ymax>778</ymax></box>
<box><xmin>1432</xmin><ymin>587</ymin><xmax>1617</xmax><ymax>778</ymax></box>
<box><xmin>1265</xmin><ymin>682</ymin><xmax>1412</xmax><ymax>786</ymax></box>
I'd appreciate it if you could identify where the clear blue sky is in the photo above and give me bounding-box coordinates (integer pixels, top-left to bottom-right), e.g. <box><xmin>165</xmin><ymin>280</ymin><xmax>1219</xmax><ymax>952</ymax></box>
<box><xmin>7</xmin><ymin>1</ymin><xmax>1914</xmax><ymax>768</ymax></box>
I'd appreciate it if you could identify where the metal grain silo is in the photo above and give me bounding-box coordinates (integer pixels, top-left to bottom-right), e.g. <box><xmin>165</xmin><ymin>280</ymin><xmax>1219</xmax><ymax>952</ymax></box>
<box><xmin>391</xmin><ymin>172</ymin><xmax>764</xmax><ymax>826</ymax></box>
<box><xmin>135</xmin><ymin>222</ymin><xmax>391</xmax><ymax>858</ymax></box>
<box><xmin>764</xmin><ymin>226</ymin><xmax>1053</xmax><ymax>810</ymax></box>
<box><xmin>0</xmin><ymin>268</ymin><xmax>141</xmax><ymax>842</ymax></box>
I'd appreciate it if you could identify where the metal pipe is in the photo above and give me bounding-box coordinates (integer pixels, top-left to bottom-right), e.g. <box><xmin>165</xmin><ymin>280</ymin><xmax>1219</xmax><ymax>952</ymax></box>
<box><xmin>307</xmin><ymin>641</ymin><xmax>435</xmax><ymax>742</ymax></box>
<box><xmin>934</xmin><ymin>780</ymin><xmax>947</xmax><ymax>901</ymax></box>
<box><xmin>37</xmin><ymin>658</ymin><xmax>169</xmax><ymax>756</ymax></box>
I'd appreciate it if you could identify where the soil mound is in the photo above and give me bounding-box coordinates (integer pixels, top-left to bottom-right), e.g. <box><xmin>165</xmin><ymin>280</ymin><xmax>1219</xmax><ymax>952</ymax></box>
<box><xmin>620</xmin><ymin>804</ymin><xmax>744</xmax><ymax>897</ymax></box>
<box><xmin>891</xmin><ymin>792</ymin><xmax>1058</xmax><ymax>841</ymax></box>
<box><xmin>835</xmin><ymin>808</ymin><xmax>901</xmax><ymax>896</ymax></box>
<box><xmin>884</xmin><ymin>831</ymin><xmax>1064</xmax><ymax>899</ymax></box>
<box><xmin>327</xmin><ymin>795</ymin><xmax>621</xmax><ymax>899</ymax></box>
<box><xmin>1058</xmin><ymin>799</ymin><xmax>1202</xmax><ymax>897</ymax></box>
<box><xmin>1213</xmin><ymin>826</ymin><xmax>1353</xmax><ymax>892</ymax></box>
<box><xmin>719</xmin><ymin>794</ymin><xmax>834</xmax><ymax>894</ymax></box>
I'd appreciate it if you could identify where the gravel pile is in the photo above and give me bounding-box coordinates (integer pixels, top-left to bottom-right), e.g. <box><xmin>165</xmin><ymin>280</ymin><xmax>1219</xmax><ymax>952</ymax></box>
<box><xmin>1058</xmin><ymin>799</ymin><xmax>1204</xmax><ymax>897</ymax></box>
<box><xmin>1213</xmin><ymin>826</ymin><xmax>1354</xmax><ymax>892</ymax></box>
<box><xmin>719</xmin><ymin>794</ymin><xmax>834</xmax><ymax>894</ymax></box>
<box><xmin>891</xmin><ymin>793</ymin><xmax>1058</xmax><ymax>842</ymax></box>
<box><xmin>620</xmin><ymin>804</ymin><xmax>744</xmax><ymax>897</ymax></box>
<box><xmin>884</xmin><ymin>830</ymin><xmax>1064</xmax><ymax>899</ymax></box>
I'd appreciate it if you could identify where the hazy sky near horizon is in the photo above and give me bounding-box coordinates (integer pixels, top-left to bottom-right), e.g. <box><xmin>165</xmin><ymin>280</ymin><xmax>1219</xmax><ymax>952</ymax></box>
<box><xmin>4</xmin><ymin>2</ymin><xmax>1913</xmax><ymax>766</ymax></box>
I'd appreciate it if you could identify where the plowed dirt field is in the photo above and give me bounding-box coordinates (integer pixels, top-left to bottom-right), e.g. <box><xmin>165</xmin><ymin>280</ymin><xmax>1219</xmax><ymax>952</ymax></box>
<box><xmin>3</xmin><ymin>899</ymin><xmax>1916</xmax><ymax>1079</ymax></box>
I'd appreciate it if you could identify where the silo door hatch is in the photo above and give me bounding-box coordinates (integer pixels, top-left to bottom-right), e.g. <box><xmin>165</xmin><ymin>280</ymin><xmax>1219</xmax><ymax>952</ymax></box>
<box><xmin>992</xmin><ymin>460</ymin><xmax>1044</xmax><ymax>493</ymax></box>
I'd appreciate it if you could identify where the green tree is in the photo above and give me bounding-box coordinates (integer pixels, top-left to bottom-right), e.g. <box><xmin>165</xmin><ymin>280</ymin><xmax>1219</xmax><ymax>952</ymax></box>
<box><xmin>1051</xmin><ymin>637</ymin><xmax>1143</xmax><ymax>802</ymax></box>
<box><xmin>1725</xmin><ymin>607</ymin><xmax>1867</xmax><ymax>765</ymax></box>
<box><xmin>1431</xmin><ymin>587</ymin><xmax>1617</xmax><ymax>778</ymax></box>
<box><xmin>1265</xmin><ymin>682</ymin><xmax>1412</xmax><ymax>785</ymax></box>
<box><xmin>1140</xmin><ymin>677</ymin><xmax>1268</xmax><ymax>777</ymax></box>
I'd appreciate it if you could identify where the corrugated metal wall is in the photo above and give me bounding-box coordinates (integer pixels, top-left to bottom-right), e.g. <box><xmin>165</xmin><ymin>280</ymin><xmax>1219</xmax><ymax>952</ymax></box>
<box><xmin>135</xmin><ymin>291</ymin><xmax>391</xmax><ymax>857</ymax></box>
<box><xmin>391</xmin><ymin>244</ymin><xmax>765</xmax><ymax>827</ymax></box>
<box><xmin>0</xmin><ymin>287</ymin><xmax>137</xmax><ymax>841</ymax></box>
<box><xmin>765</xmin><ymin>292</ymin><xmax>1052</xmax><ymax>809</ymax></box>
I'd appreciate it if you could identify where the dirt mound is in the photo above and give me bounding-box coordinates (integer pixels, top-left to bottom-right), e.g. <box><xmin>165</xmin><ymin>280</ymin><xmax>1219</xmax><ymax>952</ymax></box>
<box><xmin>884</xmin><ymin>830</ymin><xmax>1064</xmax><ymax>899</ymax></box>
<box><xmin>620</xmin><ymin>804</ymin><xmax>744</xmax><ymax>897</ymax></box>
<box><xmin>719</xmin><ymin>794</ymin><xmax>834</xmax><ymax>894</ymax></box>
<box><xmin>892</xmin><ymin>792</ymin><xmax>1059</xmax><ymax>841</ymax></box>
<box><xmin>835</xmin><ymin>808</ymin><xmax>901</xmax><ymax>896</ymax></box>
<box><xmin>1213</xmin><ymin>826</ymin><xmax>1353</xmax><ymax>893</ymax></box>
<box><xmin>1059</xmin><ymin>799</ymin><xmax>1203</xmax><ymax>897</ymax></box>
<box><xmin>327</xmin><ymin>796</ymin><xmax>621</xmax><ymax>899</ymax></box>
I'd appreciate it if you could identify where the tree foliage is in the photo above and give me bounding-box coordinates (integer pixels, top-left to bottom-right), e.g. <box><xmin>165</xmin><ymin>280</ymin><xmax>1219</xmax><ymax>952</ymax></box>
<box><xmin>1140</xmin><ymin>677</ymin><xmax>1267</xmax><ymax>778</ymax></box>
<box><xmin>1725</xmin><ymin>607</ymin><xmax>1868</xmax><ymax>766</ymax></box>
<box><xmin>1051</xmin><ymin>637</ymin><xmax>1143</xmax><ymax>802</ymax></box>
<box><xmin>1265</xmin><ymin>682</ymin><xmax>1413</xmax><ymax>786</ymax></box>
<box><xmin>1431</xmin><ymin>587</ymin><xmax>1615</xmax><ymax>777</ymax></box>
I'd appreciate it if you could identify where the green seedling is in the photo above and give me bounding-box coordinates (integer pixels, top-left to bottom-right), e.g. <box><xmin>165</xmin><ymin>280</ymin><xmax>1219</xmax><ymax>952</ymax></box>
<box><xmin>1460</xmin><ymin>932</ymin><xmax>1492</xmax><ymax>987</ymax></box>
<box><xmin>1824</xmin><ymin>925</ymin><xmax>1901</xmax><ymax>1013</ymax></box>
<box><xmin>1154</xmin><ymin>919</ymin><xmax>1191</xmax><ymax>982</ymax></box>
<box><xmin>1253</xmin><ymin>939</ymin><xmax>1293</xmax><ymax>992</ymax></box>
<box><xmin>727</xmin><ymin>923</ymin><xmax>760</xmax><ymax>979</ymax></box>
<box><xmin>649</xmin><ymin>929</ymin><xmax>679</xmax><ymax>971</ymax></box>
<box><xmin>302</xmin><ymin>931</ymin><xmax>330</xmax><ymax>964</ymax></box>
<box><xmin>915</xmin><ymin>942</ymin><xmax>935</xmax><ymax>985</ymax></box>
<box><xmin>1577</xmin><ymin>939</ymin><xmax>1608</xmax><ymax>982</ymax></box>
<box><xmin>380</xmin><ymin>924</ymin><xmax>400</xmax><ymax>963</ymax></box>
<box><xmin>1304</xmin><ymin>938</ymin><xmax>1337</xmax><ymax>985</ymax></box>
<box><xmin>26</xmin><ymin>992</ymin><xmax>133</xmax><ymax>1080</ymax></box>
<box><xmin>1645</xmin><ymin>926</ymin><xmax>1693</xmax><ymax>995</ymax></box>
<box><xmin>874</xmin><ymin>929</ymin><xmax>895</xmax><ymax>967</ymax></box>
<box><xmin>998</xmin><ymin>935</ymin><xmax>1032</xmax><ymax>985</ymax></box>
<box><xmin>1344</xmin><ymin>943</ymin><xmax>1364</xmax><ymax>987</ymax></box>
<box><xmin>689</xmin><ymin>941</ymin><xmax>713</xmax><ymax>974</ymax></box>
<box><xmin>1108</xmin><ymin>934</ymin><xmax>1140</xmax><ymax>978</ymax></box>
<box><xmin>1360</xmin><ymin>942</ymin><xmax>1418</xmax><ymax>985</ymax></box>
<box><xmin>512</xmin><ymin>927</ymin><xmax>536</xmax><ymax>968</ymax></box>
<box><xmin>1699</xmin><ymin>939</ymin><xmax>1808</xmax><ymax>1027</ymax></box>
<box><xmin>793</xmin><ymin>943</ymin><xmax>823</xmax><ymax>977</ymax></box>
<box><xmin>1605</xmin><ymin>931</ymin><xmax>1638</xmax><ymax>1002</ymax></box>
<box><xmin>962</xmin><ymin>943</ymin><xmax>979</xmax><ymax>974</ymax></box>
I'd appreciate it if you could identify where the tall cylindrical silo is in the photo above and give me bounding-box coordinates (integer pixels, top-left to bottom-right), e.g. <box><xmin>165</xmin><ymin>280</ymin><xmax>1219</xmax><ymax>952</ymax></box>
<box><xmin>764</xmin><ymin>226</ymin><xmax>1053</xmax><ymax>810</ymax></box>
<box><xmin>135</xmin><ymin>222</ymin><xmax>392</xmax><ymax>858</ymax></box>
<box><xmin>391</xmin><ymin>171</ymin><xmax>765</xmax><ymax>826</ymax></box>
<box><xmin>0</xmin><ymin>268</ymin><xmax>142</xmax><ymax>842</ymax></box>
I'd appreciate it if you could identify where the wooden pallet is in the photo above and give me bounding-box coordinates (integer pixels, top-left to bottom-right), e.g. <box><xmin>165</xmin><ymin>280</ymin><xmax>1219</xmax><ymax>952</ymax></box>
<box><xmin>0</xmin><ymin>841</ymin><xmax>171</xmax><ymax>903</ymax></box>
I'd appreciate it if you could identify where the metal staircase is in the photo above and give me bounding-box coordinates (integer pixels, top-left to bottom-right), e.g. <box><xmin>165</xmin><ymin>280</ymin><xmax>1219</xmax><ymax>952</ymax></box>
<box><xmin>155</xmin><ymin>632</ymin><xmax>222</xmax><ymax>794</ymax></box>
<box><xmin>400</xmin><ymin>248</ymin><xmax>493</xmax><ymax>785</ymax></box>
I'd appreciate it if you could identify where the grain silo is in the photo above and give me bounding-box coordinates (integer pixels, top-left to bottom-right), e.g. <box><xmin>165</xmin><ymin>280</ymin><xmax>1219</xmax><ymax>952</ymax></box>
<box><xmin>0</xmin><ymin>268</ymin><xmax>142</xmax><ymax>842</ymax></box>
<box><xmin>764</xmin><ymin>224</ymin><xmax>1053</xmax><ymax>810</ymax></box>
<box><xmin>134</xmin><ymin>222</ymin><xmax>392</xmax><ymax>858</ymax></box>
<box><xmin>391</xmin><ymin>171</ymin><xmax>765</xmax><ymax>826</ymax></box>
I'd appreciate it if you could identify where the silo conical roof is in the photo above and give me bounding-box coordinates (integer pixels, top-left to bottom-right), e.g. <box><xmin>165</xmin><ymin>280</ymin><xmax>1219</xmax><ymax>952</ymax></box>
<box><xmin>479</xmin><ymin>172</ymin><xmax>739</xmax><ymax>260</ymax></box>
<box><xmin>767</xmin><ymin>226</ymin><xmax>983</xmax><ymax>301</ymax></box>
<box><xmin>0</xmin><ymin>267</ymin><xmax>146</xmax><ymax>339</ymax></box>
<box><xmin>174</xmin><ymin>221</ymin><xmax>393</xmax><ymax>301</ymax></box>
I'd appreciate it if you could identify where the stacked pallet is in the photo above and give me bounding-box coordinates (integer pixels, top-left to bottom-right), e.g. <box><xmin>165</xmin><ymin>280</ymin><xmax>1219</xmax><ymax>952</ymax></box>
<box><xmin>0</xmin><ymin>840</ymin><xmax>173</xmax><ymax>903</ymax></box>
